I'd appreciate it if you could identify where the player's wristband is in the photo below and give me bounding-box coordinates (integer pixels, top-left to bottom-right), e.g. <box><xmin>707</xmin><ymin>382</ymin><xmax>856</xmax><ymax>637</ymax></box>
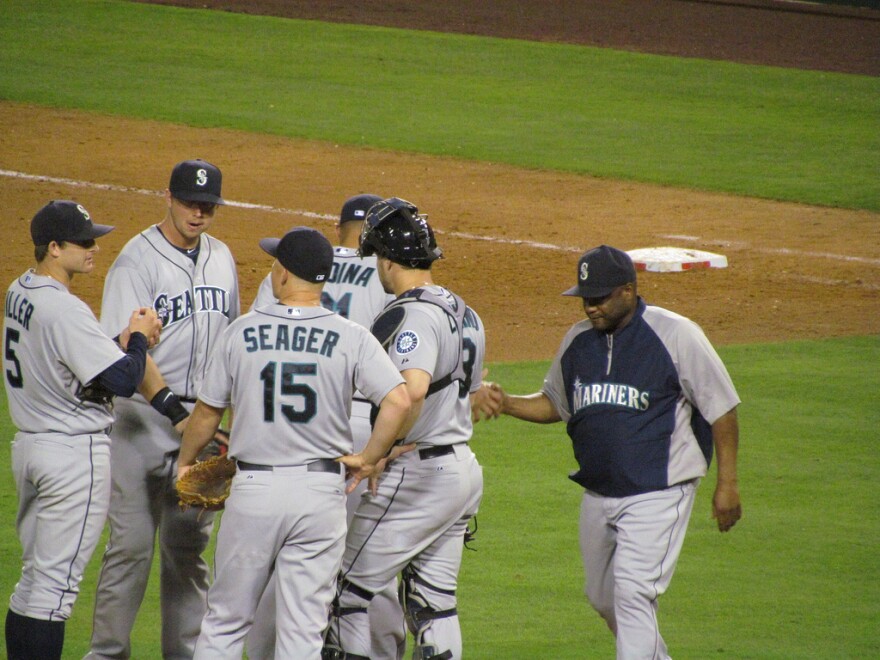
<box><xmin>150</xmin><ymin>387</ymin><xmax>189</xmax><ymax>426</ymax></box>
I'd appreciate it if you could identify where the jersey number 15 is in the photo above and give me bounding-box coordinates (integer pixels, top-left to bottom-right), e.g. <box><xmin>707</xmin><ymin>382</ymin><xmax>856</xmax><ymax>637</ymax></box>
<box><xmin>260</xmin><ymin>361</ymin><xmax>317</xmax><ymax>424</ymax></box>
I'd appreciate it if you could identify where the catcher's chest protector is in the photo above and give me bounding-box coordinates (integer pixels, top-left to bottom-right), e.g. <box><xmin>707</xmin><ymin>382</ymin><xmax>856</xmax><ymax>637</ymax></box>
<box><xmin>372</xmin><ymin>287</ymin><xmax>469</xmax><ymax>397</ymax></box>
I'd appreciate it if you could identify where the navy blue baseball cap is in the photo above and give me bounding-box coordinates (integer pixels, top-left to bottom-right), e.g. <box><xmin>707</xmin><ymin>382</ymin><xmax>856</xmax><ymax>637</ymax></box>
<box><xmin>562</xmin><ymin>245</ymin><xmax>636</xmax><ymax>298</ymax></box>
<box><xmin>340</xmin><ymin>194</ymin><xmax>383</xmax><ymax>224</ymax></box>
<box><xmin>260</xmin><ymin>227</ymin><xmax>334</xmax><ymax>283</ymax></box>
<box><xmin>30</xmin><ymin>200</ymin><xmax>115</xmax><ymax>246</ymax></box>
<box><xmin>169</xmin><ymin>159</ymin><xmax>225</xmax><ymax>205</ymax></box>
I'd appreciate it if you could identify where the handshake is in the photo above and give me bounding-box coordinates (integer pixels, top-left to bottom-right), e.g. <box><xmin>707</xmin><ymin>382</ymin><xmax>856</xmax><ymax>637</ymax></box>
<box><xmin>470</xmin><ymin>370</ymin><xmax>506</xmax><ymax>423</ymax></box>
<box><xmin>118</xmin><ymin>307</ymin><xmax>163</xmax><ymax>349</ymax></box>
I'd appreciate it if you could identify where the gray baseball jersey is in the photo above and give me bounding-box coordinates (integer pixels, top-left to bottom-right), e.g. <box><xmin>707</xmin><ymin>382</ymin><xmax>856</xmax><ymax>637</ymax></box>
<box><xmin>88</xmin><ymin>224</ymin><xmax>239</xmax><ymax>659</ymax></box>
<box><xmin>102</xmin><ymin>224</ymin><xmax>240</xmax><ymax>397</ymax></box>
<box><xmin>380</xmin><ymin>285</ymin><xmax>484</xmax><ymax>446</ymax></box>
<box><xmin>199</xmin><ymin>304</ymin><xmax>404</xmax><ymax>462</ymax></box>
<box><xmin>252</xmin><ymin>248</ymin><xmax>393</xmax><ymax>327</ymax></box>
<box><xmin>329</xmin><ymin>286</ymin><xmax>485</xmax><ymax>659</ymax></box>
<box><xmin>100</xmin><ymin>225</ymin><xmax>240</xmax><ymax>454</ymax></box>
<box><xmin>244</xmin><ymin>249</ymin><xmax>402</xmax><ymax>660</ymax></box>
<box><xmin>192</xmin><ymin>303</ymin><xmax>403</xmax><ymax>658</ymax></box>
<box><xmin>4</xmin><ymin>271</ymin><xmax>124</xmax><ymax>623</ymax></box>
<box><xmin>4</xmin><ymin>271</ymin><xmax>123</xmax><ymax>434</ymax></box>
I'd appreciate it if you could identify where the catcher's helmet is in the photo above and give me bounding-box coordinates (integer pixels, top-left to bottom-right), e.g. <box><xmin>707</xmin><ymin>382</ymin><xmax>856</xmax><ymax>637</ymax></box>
<box><xmin>359</xmin><ymin>197</ymin><xmax>443</xmax><ymax>269</ymax></box>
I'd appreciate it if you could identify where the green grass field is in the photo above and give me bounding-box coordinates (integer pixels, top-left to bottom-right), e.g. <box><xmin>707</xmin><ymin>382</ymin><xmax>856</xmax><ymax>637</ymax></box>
<box><xmin>1</xmin><ymin>1</ymin><xmax>879</xmax><ymax>657</ymax></box>
<box><xmin>0</xmin><ymin>0</ymin><xmax>878</xmax><ymax>210</ymax></box>
<box><xmin>1</xmin><ymin>337</ymin><xmax>878</xmax><ymax>658</ymax></box>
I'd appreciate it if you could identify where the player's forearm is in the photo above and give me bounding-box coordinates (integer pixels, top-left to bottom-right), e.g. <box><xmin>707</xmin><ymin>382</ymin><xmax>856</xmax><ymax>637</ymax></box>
<box><xmin>712</xmin><ymin>407</ymin><xmax>740</xmax><ymax>485</ymax></box>
<box><xmin>179</xmin><ymin>401</ymin><xmax>225</xmax><ymax>467</ymax></box>
<box><xmin>397</xmin><ymin>397</ymin><xmax>425</xmax><ymax>440</ymax></box>
<box><xmin>97</xmin><ymin>333</ymin><xmax>148</xmax><ymax>397</ymax></box>
<box><xmin>139</xmin><ymin>355</ymin><xmax>189</xmax><ymax>428</ymax></box>
<box><xmin>363</xmin><ymin>384</ymin><xmax>412</xmax><ymax>464</ymax></box>
<box><xmin>501</xmin><ymin>391</ymin><xmax>561</xmax><ymax>424</ymax></box>
<box><xmin>399</xmin><ymin>368</ymin><xmax>430</xmax><ymax>439</ymax></box>
<box><xmin>137</xmin><ymin>354</ymin><xmax>168</xmax><ymax>401</ymax></box>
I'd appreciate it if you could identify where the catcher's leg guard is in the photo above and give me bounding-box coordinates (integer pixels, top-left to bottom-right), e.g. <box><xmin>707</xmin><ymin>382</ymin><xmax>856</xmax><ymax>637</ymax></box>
<box><xmin>323</xmin><ymin>580</ymin><xmax>373</xmax><ymax>660</ymax></box>
<box><xmin>399</xmin><ymin>565</ymin><xmax>457</xmax><ymax>660</ymax></box>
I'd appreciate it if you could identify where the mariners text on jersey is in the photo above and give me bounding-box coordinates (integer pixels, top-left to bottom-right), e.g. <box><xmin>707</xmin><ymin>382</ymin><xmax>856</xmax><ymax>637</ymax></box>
<box><xmin>572</xmin><ymin>377</ymin><xmax>650</xmax><ymax>412</ymax></box>
<box><xmin>154</xmin><ymin>285</ymin><xmax>231</xmax><ymax>327</ymax></box>
<box><xmin>243</xmin><ymin>323</ymin><xmax>340</xmax><ymax>357</ymax></box>
<box><xmin>5</xmin><ymin>290</ymin><xmax>35</xmax><ymax>331</ymax></box>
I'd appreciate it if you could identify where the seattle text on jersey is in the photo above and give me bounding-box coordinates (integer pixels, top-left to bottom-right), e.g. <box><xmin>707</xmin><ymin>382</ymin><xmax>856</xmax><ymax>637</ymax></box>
<box><xmin>153</xmin><ymin>285</ymin><xmax>232</xmax><ymax>327</ymax></box>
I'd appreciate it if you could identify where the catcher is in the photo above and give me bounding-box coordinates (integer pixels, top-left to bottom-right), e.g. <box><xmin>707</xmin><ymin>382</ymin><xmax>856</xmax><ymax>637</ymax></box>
<box><xmin>176</xmin><ymin>227</ymin><xmax>411</xmax><ymax>658</ymax></box>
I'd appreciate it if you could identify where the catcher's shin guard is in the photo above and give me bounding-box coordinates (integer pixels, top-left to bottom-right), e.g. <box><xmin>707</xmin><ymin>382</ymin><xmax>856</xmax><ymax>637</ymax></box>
<box><xmin>399</xmin><ymin>565</ymin><xmax>456</xmax><ymax>660</ymax></box>
<box><xmin>323</xmin><ymin>580</ymin><xmax>373</xmax><ymax>660</ymax></box>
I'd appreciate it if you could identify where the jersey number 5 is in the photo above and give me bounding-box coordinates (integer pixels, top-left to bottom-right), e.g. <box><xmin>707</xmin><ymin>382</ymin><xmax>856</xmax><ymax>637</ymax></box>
<box><xmin>4</xmin><ymin>328</ymin><xmax>24</xmax><ymax>389</ymax></box>
<box><xmin>260</xmin><ymin>361</ymin><xmax>317</xmax><ymax>424</ymax></box>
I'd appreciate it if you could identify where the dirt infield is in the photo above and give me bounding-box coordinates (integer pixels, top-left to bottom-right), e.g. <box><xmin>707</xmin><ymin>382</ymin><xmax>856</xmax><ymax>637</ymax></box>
<box><xmin>2</xmin><ymin>1</ymin><xmax>878</xmax><ymax>361</ymax></box>
<box><xmin>2</xmin><ymin>103</ymin><xmax>878</xmax><ymax>361</ymax></box>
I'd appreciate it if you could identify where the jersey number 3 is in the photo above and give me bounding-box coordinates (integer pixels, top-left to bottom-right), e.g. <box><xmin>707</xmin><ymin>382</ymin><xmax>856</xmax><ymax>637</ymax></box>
<box><xmin>260</xmin><ymin>361</ymin><xmax>317</xmax><ymax>424</ymax></box>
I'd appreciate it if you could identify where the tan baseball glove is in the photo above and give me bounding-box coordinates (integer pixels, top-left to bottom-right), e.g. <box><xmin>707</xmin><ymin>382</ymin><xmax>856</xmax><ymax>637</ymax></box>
<box><xmin>176</xmin><ymin>454</ymin><xmax>237</xmax><ymax>511</ymax></box>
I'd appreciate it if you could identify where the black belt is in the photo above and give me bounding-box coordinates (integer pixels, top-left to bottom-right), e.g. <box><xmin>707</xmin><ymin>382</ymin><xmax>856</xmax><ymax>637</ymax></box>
<box><xmin>418</xmin><ymin>444</ymin><xmax>462</xmax><ymax>460</ymax></box>
<box><xmin>236</xmin><ymin>458</ymin><xmax>341</xmax><ymax>474</ymax></box>
<box><xmin>179</xmin><ymin>397</ymin><xmax>198</xmax><ymax>404</ymax></box>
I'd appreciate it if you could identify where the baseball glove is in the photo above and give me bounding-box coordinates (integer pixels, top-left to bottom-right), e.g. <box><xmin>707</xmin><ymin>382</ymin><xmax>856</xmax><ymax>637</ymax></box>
<box><xmin>176</xmin><ymin>454</ymin><xmax>237</xmax><ymax>511</ymax></box>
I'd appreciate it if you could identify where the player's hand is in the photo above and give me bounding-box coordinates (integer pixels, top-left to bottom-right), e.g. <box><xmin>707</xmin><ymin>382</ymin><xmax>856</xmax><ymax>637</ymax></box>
<box><xmin>337</xmin><ymin>443</ymin><xmax>415</xmax><ymax>495</ymax></box>
<box><xmin>117</xmin><ymin>327</ymin><xmax>132</xmax><ymax>349</ymax></box>
<box><xmin>128</xmin><ymin>308</ymin><xmax>162</xmax><ymax>348</ymax></box>
<box><xmin>367</xmin><ymin>443</ymin><xmax>415</xmax><ymax>494</ymax></box>
<box><xmin>336</xmin><ymin>454</ymin><xmax>374</xmax><ymax>495</ymax></box>
<box><xmin>472</xmin><ymin>380</ymin><xmax>504</xmax><ymax>422</ymax></box>
<box><xmin>178</xmin><ymin>464</ymin><xmax>193</xmax><ymax>481</ymax></box>
<box><xmin>712</xmin><ymin>482</ymin><xmax>742</xmax><ymax>532</ymax></box>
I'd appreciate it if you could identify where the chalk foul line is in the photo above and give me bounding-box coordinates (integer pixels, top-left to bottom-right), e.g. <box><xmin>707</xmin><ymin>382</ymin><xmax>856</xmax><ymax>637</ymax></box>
<box><xmin>3</xmin><ymin>169</ymin><xmax>876</xmax><ymax>268</ymax></box>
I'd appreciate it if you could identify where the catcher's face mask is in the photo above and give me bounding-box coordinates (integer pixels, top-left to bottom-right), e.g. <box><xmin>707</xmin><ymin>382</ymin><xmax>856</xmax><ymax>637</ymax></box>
<box><xmin>358</xmin><ymin>197</ymin><xmax>443</xmax><ymax>268</ymax></box>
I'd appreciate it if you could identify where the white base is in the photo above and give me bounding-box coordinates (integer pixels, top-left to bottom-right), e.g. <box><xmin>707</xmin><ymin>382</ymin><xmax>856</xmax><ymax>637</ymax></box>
<box><xmin>626</xmin><ymin>247</ymin><xmax>728</xmax><ymax>273</ymax></box>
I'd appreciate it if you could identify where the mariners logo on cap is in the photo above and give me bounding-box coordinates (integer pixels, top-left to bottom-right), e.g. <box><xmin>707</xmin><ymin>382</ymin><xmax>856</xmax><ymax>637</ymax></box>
<box><xmin>196</xmin><ymin>169</ymin><xmax>208</xmax><ymax>186</ymax></box>
<box><xmin>395</xmin><ymin>331</ymin><xmax>419</xmax><ymax>354</ymax></box>
<box><xmin>580</xmin><ymin>261</ymin><xmax>589</xmax><ymax>282</ymax></box>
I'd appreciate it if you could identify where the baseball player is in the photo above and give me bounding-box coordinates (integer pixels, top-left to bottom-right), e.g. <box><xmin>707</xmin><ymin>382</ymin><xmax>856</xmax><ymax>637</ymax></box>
<box><xmin>324</xmin><ymin>197</ymin><xmax>486</xmax><ymax>660</ymax></box>
<box><xmin>176</xmin><ymin>227</ymin><xmax>411</xmax><ymax>659</ymax></box>
<box><xmin>247</xmin><ymin>194</ymin><xmax>406</xmax><ymax>659</ymax></box>
<box><xmin>3</xmin><ymin>201</ymin><xmax>161</xmax><ymax>660</ymax></box>
<box><xmin>481</xmin><ymin>245</ymin><xmax>742</xmax><ymax>659</ymax></box>
<box><xmin>85</xmin><ymin>160</ymin><xmax>241</xmax><ymax>659</ymax></box>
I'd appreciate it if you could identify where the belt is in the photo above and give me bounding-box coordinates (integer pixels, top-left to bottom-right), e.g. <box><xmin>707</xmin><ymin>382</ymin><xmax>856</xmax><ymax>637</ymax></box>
<box><xmin>236</xmin><ymin>458</ymin><xmax>342</xmax><ymax>474</ymax></box>
<box><xmin>179</xmin><ymin>397</ymin><xmax>198</xmax><ymax>404</ymax></box>
<box><xmin>418</xmin><ymin>444</ymin><xmax>464</xmax><ymax>460</ymax></box>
